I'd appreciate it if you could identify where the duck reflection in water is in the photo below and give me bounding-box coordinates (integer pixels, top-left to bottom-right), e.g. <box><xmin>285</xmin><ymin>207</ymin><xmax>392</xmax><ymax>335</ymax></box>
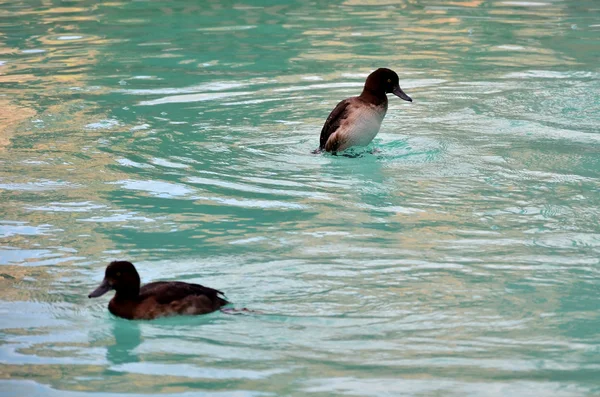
<box><xmin>106</xmin><ymin>319</ymin><xmax>142</xmax><ymax>365</ymax></box>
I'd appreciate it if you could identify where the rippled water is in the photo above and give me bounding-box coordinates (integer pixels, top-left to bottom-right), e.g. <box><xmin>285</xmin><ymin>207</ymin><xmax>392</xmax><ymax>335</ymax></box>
<box><xmin>1</xmin><ymin>0</ymin><xmax>600</xmax><ymax>395</ymax></box>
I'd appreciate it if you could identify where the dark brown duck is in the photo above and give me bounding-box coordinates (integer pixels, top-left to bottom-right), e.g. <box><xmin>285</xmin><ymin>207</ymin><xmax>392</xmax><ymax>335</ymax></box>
<box><xmin>88</xmin><ymin>261</ymin><xmax>228</xmax><ymax>320</ymax></box>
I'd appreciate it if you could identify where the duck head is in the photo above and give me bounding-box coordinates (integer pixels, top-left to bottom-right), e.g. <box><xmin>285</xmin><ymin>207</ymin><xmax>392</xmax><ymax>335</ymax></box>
<box><xmin>88</xmin><ymin>261</ymin><xmax>141</xmax><ymax>299</ymax></box>
<box><xmin>363</xmin><ymin>68</ymin><xmax>412</xmax><ymax>102</ymax></box>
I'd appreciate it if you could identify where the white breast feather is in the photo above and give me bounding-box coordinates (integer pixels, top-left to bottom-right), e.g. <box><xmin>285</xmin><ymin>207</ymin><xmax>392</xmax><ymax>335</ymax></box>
<box><xmin>335</xmin><ymin>104</ymin><xmax>387</xmax><ymax>151</ymax></box>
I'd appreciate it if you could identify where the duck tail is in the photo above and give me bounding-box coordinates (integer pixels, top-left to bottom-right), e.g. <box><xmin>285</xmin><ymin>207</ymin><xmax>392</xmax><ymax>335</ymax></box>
<box><xmin>217</xmin><ymin>296</ymin><xmax>229</xmax><ymax>307</ymax></box>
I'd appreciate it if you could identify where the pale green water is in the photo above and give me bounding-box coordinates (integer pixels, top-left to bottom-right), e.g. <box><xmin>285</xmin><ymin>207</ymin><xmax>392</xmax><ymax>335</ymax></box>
<box><xmin>1</xmin><ymin>0</ymin><xmax>600</xmax><ymax>395</ymax></box>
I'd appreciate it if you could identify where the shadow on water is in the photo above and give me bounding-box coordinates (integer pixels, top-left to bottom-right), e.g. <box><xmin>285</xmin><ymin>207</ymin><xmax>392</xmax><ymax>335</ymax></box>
<box><xmin>105</xmin><ymin>319</ymin><xmax>142</xmax><ymax>366</ymax></box>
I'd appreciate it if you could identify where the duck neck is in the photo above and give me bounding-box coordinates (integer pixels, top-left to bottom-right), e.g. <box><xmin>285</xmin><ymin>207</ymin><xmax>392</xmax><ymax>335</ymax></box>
<box><xmin>114</xmin><ymin>285</ymin><xmax>140</xmax><ymax>301</ymax></box>
<box><xmin>359</xmin><ymin>87</ymin><xmax>388</xmax><ymax>106</ymax></box>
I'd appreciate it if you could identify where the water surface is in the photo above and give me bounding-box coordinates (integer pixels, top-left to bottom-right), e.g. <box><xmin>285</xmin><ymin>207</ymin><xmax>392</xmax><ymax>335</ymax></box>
<box><xmin>1</xmin><ymin>0</ymin><xmax>600</xmax><ymax>396</ymax></box>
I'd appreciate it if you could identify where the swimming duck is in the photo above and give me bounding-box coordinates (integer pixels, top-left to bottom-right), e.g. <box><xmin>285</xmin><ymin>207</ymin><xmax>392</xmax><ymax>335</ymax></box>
<box><xmin>88</xmin><ymin>261</ymin><xmax>228</xmax><ymax>320</ymax></box>
<box><xmin>317</xmin><ymin>68</ymin><xmax>412</xmax><ymax>153</ymax></box>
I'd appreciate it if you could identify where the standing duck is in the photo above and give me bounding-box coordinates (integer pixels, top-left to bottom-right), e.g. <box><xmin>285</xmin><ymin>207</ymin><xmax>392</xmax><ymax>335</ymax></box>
<box><xmin>317</xmin><ymin>68</ymin><xmax>412</xmax><ymax>154</ymax></box>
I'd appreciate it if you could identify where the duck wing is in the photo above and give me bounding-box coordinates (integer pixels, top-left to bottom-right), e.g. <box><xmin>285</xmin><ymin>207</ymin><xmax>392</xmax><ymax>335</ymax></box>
<box><xmin>319</xmin><ymin>98</ymin><xmax>351</xmax><ymax>151</ymax></box>
<box><xmin>140</xmin><ymin>281</ymin><xmax>227</xmax><ymax>305</ymax></box>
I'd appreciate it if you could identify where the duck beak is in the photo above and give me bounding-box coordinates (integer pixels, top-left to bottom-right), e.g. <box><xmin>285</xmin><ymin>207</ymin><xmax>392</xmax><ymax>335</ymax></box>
<box><xmin>392</xmin><ymin>86</ymin><xmax>412</xmax><ymax>102</ymax></box>
<box><xmin>88</xmin><ymin>279</ymin><xmax>112</xmax><ymax>298</ymax></box>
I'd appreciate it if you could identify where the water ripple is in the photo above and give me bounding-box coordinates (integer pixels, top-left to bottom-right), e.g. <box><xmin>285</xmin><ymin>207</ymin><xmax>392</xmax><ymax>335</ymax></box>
<box><xmin>1</xmin><ymin>0</ymin><xmax>599</xmax><ymax>395</ymax></box>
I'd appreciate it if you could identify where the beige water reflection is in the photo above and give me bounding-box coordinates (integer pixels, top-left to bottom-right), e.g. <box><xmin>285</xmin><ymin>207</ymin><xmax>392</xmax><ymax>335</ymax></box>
<box><xmin>0</xmin><ymin>100</ymin><xmax>36</xmax><ymax>148</ymax></box>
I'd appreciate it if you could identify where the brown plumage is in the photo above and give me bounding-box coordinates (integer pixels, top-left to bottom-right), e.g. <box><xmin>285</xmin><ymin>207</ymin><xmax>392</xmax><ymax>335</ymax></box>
<box><xmin>88</xmin><ymin>261</ymin><xmax>228</xmax><ymax>320</ymax></box>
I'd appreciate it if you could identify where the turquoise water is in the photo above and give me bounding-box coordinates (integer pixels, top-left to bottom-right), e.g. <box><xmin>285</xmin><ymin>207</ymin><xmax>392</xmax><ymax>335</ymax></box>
<box><xmin>1</xmin><ymin>0</ymin><xmax>600</xmax><ymax>395</ymax></box>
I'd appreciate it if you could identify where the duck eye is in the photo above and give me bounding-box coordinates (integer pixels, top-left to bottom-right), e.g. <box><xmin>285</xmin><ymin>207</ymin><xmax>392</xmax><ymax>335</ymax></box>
<box><xmin>387</xmin><ymin>79</ymin><xmax>391</xmax><ymax>83</ymax></box>
<box><xmin>116</xmin><ymin>272</ymin><xmax>121</xmax><ymax>277</ymax></box>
